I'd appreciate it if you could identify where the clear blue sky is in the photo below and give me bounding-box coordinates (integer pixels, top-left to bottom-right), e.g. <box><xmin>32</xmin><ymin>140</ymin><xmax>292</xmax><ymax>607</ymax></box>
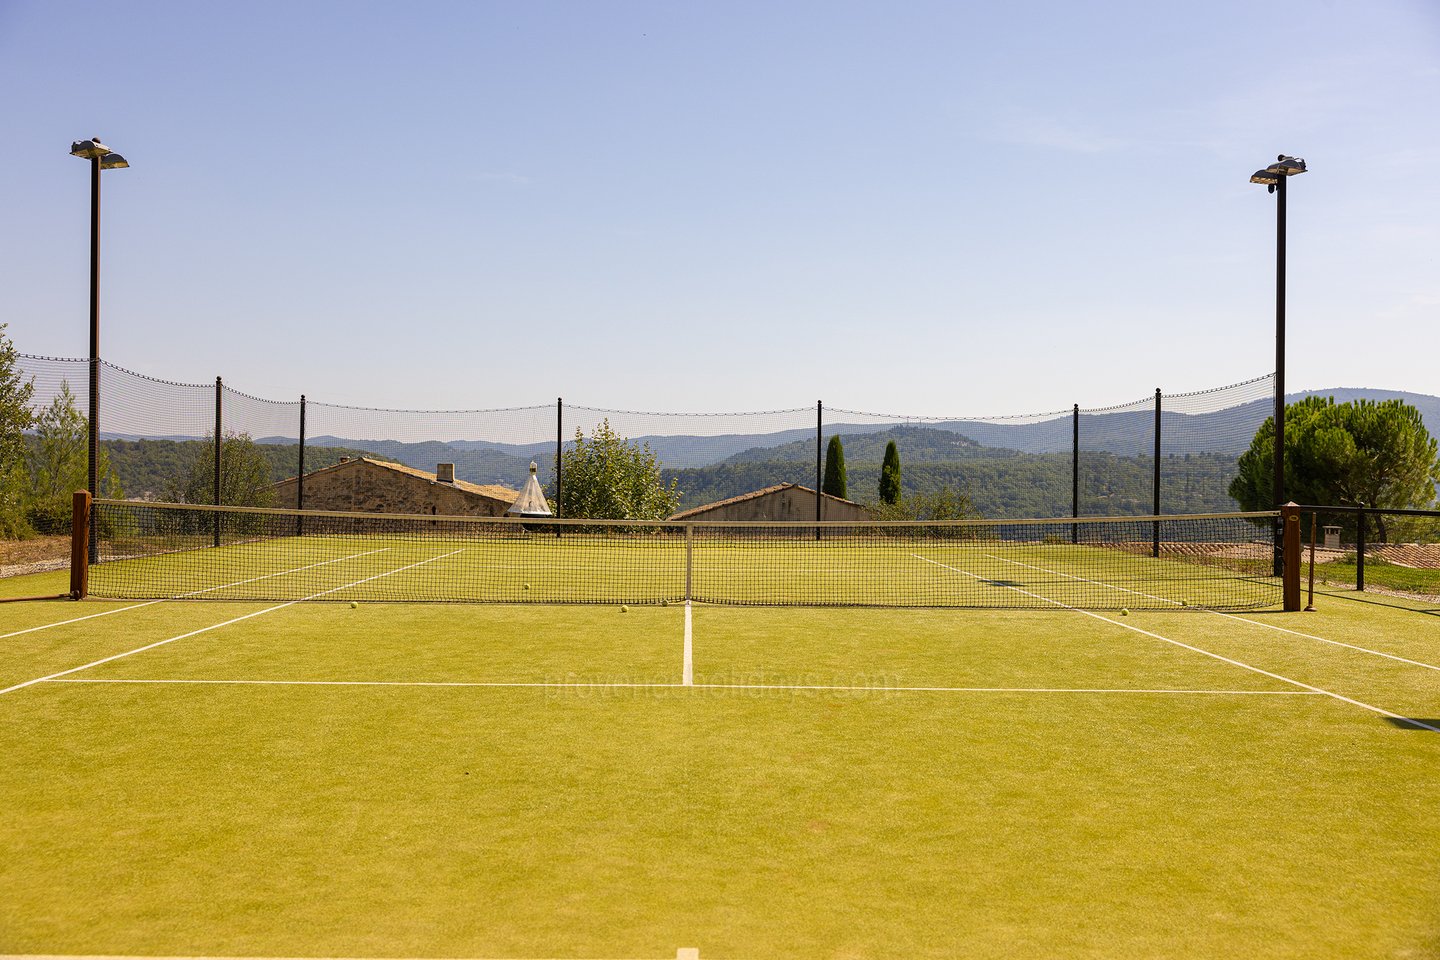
<box><xmin>1</xmin><ymin>0</ymin><xmax>1436</xmax><ymax>415</ymax></box>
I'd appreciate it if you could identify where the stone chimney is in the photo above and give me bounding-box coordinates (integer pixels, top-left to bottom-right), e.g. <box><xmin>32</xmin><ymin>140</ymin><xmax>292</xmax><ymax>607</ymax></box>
<box><xmin>436</xmin><ymin>463</ymin><xmax>455</xmax><ymax>483</ymax></box>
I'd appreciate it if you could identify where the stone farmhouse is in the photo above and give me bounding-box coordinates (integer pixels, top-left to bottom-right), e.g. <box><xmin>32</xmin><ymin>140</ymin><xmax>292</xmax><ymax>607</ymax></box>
<box><xmin>669</xmin><ymin>483</ymin><xmax>872</xmax><ymax>523</ymax></box>
<box><xmin>272</xmin><ymin>457</ymin><xmax>519</xmax><ymax>517</ymax></box>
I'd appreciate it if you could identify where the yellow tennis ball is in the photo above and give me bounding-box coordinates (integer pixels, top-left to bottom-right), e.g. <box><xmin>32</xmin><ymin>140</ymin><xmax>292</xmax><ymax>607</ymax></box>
<box><xmin>620</xmin><ymin>604</ymin><xmax>629</xmax><ymax>613</ymax></box>
<box><xmin>1120</xmin><ymin>608</ymin><xmax>1130</xmax><ymax>616</ymax></box>
<box><xmin>349</xmin><ymin>601</ymin><xmax>358</xmax><ymax>609</ymax></box>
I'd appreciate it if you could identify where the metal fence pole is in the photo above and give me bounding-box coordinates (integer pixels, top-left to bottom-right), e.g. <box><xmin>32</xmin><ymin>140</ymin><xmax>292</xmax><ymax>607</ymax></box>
<box><xmin>816</xmin><ymin>401</ymin><xmax>823</xmax><ymax>540</ymax></box>
<box><xmin>296</xmin><ymin>394</ymin><xmax>306</xmax><ymax>534</ymax></box>
<box><xmin>1356</xmin><ymin>506</ymin><xmax>1366</xmax><ymax>591</ymax></box>
<box><xmin>1152</xmin><ymin>388</ymin><xmax>1162</xmax><ymax>558</ymax></box>
<box><xmin>1071</xmin><ymin>403</ymin><xmax>1079</xmax><ymax>543</ymax></box>
<box><xmin>555</xmin><ymin>398</ymin><xmax>563</xmax><ymax>519</ymax></box>
<box><xmin>213</xmin><ymin>377</ymin><xmax>222</xmax><ymax>547</ymax></box>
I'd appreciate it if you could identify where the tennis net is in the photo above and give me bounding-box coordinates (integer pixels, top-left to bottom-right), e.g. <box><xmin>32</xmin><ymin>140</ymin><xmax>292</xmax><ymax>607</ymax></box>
<box><xmin>81</xmin><ymin>499</ymin><xmax>1285</xmax><ymax>610</ymax></box>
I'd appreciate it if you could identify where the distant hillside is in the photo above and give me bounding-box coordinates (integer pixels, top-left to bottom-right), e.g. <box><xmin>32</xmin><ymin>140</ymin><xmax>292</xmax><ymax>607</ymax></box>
<box><xmin>664</xmin><ymin>425</ymin><xmax>1244</xmax><ymax>518</ymax></box>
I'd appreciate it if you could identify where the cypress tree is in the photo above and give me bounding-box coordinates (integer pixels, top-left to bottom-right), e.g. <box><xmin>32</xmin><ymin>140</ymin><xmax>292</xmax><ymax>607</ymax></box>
<box><xmin>822</xmin><ymin>434</ymin><xmax>847</xmax><ymax>500</ymax></box>
<box><xmin>879</xmin><ymin>439</ymin><xmax>902</xmax><ymax>505</ymax></box>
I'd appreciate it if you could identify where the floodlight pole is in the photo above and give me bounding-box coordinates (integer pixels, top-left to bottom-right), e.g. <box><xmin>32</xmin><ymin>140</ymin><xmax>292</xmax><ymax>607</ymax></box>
<box><xmin>1250</xmin><ymin>154</ymin><xmax>1305</xmax><ymax>578</ymax></box>
<box><xmin>71</xmin><ymin>137</ymin><xmax>128</xmax><ymax>562</ymax></box>
<box><xmin>87</xmin><ymin>152</ymin><xmax>101</xmax><ymax>562</ymax></box>
<box><xmin>1273</xmin><ymin>171</ymin><xmax>1287</xmax><ymax>524</ymax></box>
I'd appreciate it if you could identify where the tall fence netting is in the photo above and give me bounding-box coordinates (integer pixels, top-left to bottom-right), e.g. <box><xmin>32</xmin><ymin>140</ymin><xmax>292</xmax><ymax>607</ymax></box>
<box><xmin>12</xmin><ymin>354</ymin><xmax>1277</xmax><ymax>525</ymax></box>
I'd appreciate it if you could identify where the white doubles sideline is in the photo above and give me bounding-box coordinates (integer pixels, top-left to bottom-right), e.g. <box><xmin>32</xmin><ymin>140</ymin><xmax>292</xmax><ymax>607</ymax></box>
<box><xmin>0</xmin><ymin>548</ymin><xmax>464</xmax><ymax>697</ymax></box>
<box><xmin>0</xmin><ymin>547</ymin><xmax>393</xmax><ymax>640</ymax></box>
<box><xmin>913</xmin><ymin>552</ymin><xmax>1440</xmax><ymax>733</ymax></box>
<box><xmin>985</xmin><ymin>552</ymin><xmax>1440</xmax><ymax>674</ymax></box>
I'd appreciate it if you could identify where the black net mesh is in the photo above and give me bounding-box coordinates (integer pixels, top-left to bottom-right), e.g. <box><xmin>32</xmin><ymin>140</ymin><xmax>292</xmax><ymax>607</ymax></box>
<box><xmin>88</xmin><ymin>500</ymin><xmax>1282</xmax><ymax>610</ymax></box>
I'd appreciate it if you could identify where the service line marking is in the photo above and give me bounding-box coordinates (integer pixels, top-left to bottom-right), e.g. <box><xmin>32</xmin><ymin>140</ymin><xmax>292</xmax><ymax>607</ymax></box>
<box><xmin>0</xmin><ymin>549</ymin><xmax>462</xmax><ymax>697</ymax></box>
<box><xmin>986</xmin><ymin>554</ymin><xmax>1440</xmax><ymax>674</ymax></box>
<box><xmin>45</xmin><ymin>677</ymin><xmax>1324</xmax><ymax>696</ymax></box>
<box><xmin>0</xmin><ymin>547</ymin><xmax>392</xmax><ymax>641</ymax></box>
<box><xmin>913</xmin><ymin>553</ymin><xmax>1440</xmax><ymax>733</ymax></box>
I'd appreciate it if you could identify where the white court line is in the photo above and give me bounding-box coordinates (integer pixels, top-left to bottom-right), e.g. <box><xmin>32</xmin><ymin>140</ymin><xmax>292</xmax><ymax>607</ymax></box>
<box><xmin>46</xmin><ymin>677</ymin><xmax>1325</xmax><ymax>696</ymax></box>
<box><xmin>912</xmin><ymin>553</ymin><xmax>1440</xmax><ymax>733</ymax></box>
<box><xmin>682</xmin><ymin>601</ymin><xmax>693</xmax><ymax>686</ymax></box>
<box><xmin>987</xmin><ymin>553</ymin><xmax>1440</xmax><ymax>674</ymax></box>
<box><xmin>0</xmin><ymin>547</ymin><xmax>391</xmax><ymax>641</ymax></box>
<box><xmin>0</xmin><ymin>549</ymin><xmax>464</xmax><ymax>697</ymax></box>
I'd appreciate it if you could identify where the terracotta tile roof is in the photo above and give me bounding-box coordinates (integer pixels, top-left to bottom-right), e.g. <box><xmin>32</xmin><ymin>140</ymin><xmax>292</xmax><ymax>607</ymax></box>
<box><xmin>278</xmin><ymin>457</ymin><xmax>519</xmax><ymax>504</ymax></box>
<box><xmin>669</xmin><ymin>482</ymin><xmax>865</xmax><ymax>520</ymax></box>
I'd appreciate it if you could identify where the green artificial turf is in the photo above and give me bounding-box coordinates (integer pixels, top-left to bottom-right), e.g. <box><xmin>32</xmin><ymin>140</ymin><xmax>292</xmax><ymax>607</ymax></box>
<box><xmin>3</xmin><ymin>568</ymin><xmax>1439</xmax><ymax>958</ymax></box>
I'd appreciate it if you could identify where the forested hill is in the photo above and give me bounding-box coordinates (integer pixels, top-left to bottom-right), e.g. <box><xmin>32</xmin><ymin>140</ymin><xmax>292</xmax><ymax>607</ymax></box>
<box><xmin>664</xmin><ymin>425</ymin><xmax>1244</xmax><ymax>518</ymax></box>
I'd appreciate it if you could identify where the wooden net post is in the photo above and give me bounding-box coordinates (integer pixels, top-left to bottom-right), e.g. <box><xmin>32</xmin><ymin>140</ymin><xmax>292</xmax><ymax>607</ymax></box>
<box><xmin>1281</xmin><ymin>502</ymin><xmax>1301</xmax><ymax>612</ymax></box>
<box><xmin>70</xmin><ymin>490</ymin><xmax>91</xmax><ymax>600</ymax></box>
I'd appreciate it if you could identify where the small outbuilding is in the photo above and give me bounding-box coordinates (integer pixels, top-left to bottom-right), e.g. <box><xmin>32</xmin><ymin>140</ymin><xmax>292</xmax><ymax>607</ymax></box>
<box><xmin>272</xmin><ymin>457</ymin><xmax>519</xmax><ymax>517</ymax></box>
<box><xmin>669</xmin><ymin>483</ymin><xmax>872</xmax><ymax>523</ymax></box>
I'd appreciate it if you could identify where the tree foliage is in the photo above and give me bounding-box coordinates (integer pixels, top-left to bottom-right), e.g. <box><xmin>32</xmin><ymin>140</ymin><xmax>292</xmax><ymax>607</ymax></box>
<box><xmin>1229</xmin><ymin>396</ymin><xmax>1440</xmax><ymax>538</ymax></box>
<box><xmin>25</xmin><ymin>381</ymin><xmax>123</xmax><ymax>532</ymax></box>
<box><xmin>165</xmin><ymin>431</ymin><xmax>277</xmax><ymax>507</ymax></box>
<box><xmin>822</xmin><ymin>435</ymin><xmax>847</xmax><ymax>500</ymax></box>
<box><xmin>868</xmin><ymin>485</ymin><xmax>981</xmax><ymax>522</ymax></box>
<box><xmin>554</xmin><ymin>419</ymin><xmax>681</xmax><ymax>520</ymax></box>
<box><xmin>0</xmin><ymin>324</ymin><xmax>36</xmax><ymax>537</ymax></box>
<box><xmin>879</xmin><ymin>439</ymin><xmax>902</xmax><ymax>505</ymax></box>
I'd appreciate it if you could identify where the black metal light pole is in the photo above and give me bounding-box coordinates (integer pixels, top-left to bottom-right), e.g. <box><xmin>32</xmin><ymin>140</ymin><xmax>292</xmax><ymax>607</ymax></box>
<box><xmin>69</xmin><ymin>138</ymin><xmax>129</xmax><ymax>562</ymax></box>
<box><xmin>1250</xmin><ymin>154</ymin><xmax>1306</xmax><ymax>574</ymax></box>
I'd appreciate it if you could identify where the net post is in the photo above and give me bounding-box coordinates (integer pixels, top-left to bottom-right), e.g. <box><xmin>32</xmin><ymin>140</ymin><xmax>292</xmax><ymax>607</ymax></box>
<box><xmin>70</xmin><ymin>490</ymin><xmax>91</xmax><ymax>599</ymax></box>
<box><xmin>213</xmin><ymin>376</ymin><xmax>223</xmax><ymax>548</ymax></box>
<box><xmin>296</xmin><ymin>393</ymin><xmax>306</xmax><ymax>535</ymax></box>
<box><xmin>685</xmin><ymin>524</ymin><xmax>693</xmax><ymax>602</ymax></box>
<box><xmin>1282</xmin><ymin>502</ymin><xmax>1301</xmax><ymax>611</ymax></box>
<box><xmin>1151</xmin><ymin>388</ymin><xmax>1161</xmax><ymax>558</ymax></box>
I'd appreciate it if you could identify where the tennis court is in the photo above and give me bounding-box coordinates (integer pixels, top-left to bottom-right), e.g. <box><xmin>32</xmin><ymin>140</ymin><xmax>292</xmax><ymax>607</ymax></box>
<box><xmin>3</xmin><ymin>508</ymin><xmax>1439</xmax><ymax>958</ymax></box>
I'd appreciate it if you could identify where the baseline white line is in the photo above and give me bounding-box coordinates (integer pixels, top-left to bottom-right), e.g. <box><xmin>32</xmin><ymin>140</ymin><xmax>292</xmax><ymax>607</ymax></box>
<box><xmin>986</xmin><ymin>553</ymin><xmax>1440</xmax><ymax>673</ymax></box>
<box><xmin>46</xmin><ymin>677</ymin><xmax>1326</xmax><ymax>696</ymax></box>
<box><xmin>912</xmin><ymin>553</ymin><xmax>1440</xmax><ymax>733</ymax></box>
<box><xmin>0</xmin><ymin>549</ymin><xmax>464</xmax><ymax>697</ymax></box>
<box><xmin>0</xmin><ymin>547</ymin><xmax>391</xmax><ymax>641</ymax></box>
<box><xmin>682</xmin><ymin>601</ymin><xmax>693</xmax><ymax>686</ymax></box>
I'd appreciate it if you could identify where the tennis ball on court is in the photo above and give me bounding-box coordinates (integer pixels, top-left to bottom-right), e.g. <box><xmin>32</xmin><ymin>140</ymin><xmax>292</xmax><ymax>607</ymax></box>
<box><xmin>523</xmin><ymin>582</ymin><xmax>530</xmax><ymax>590</ymax></box>
<box><xmin>660</xmin><ymin>599</ymin><xmax>669</xmax><ymax>607</ymax></box>
<box><xmin>350</xmin><ymin>601</ymin><xmax>358</xmax><ymax>609</ymax></box>
<box><xmin>1120</xmin><ymin>608</ymin><xmax>1130</xmax><ymax>616</ymax></box>
<box><xmin>620</xmin><ymin>604</ymin><xmax>629</xmax><ymax>613</ymax></box>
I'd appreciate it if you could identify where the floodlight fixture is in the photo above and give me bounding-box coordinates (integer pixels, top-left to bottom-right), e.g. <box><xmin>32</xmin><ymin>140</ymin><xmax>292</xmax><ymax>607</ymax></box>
<box><xmin>69</xmin><ymin>138</ymin><xmax>112</xmax><ymax>160</ymax></box>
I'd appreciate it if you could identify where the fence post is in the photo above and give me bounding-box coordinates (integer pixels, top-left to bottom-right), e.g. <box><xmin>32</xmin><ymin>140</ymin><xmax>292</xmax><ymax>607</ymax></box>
<box><xmin>296</xmin><ymin>394</ymin><xmax>306</xmax><ymax>535</ymax></box>
<box><xmin>1071</xmin><ymin>403</ymin><xmax>1079</xmax><ymax>543</ymax></box>
<box><xmin>1152</xmin><ymin>388</ymin><xmax>1162</xmax><ymax>558</ymax></box>
<box><xmin>816</xmin><ymin>401</ymin><xmax>823</xmax><ymax>540</ymax></box>
<box><xmin>555</xmin><ymin>398</ymin><xmax>563</xmax><ymax>519</ymax></box>
<box><xmin>1356</xmin><ymin>506</ymin><xmax>1366</xmax><ymax>592</ymax></box>
<box><xmin>213</xmin><ymin>376</ymin><xmax>223</xmax><ymax>547</ymax></box>
<box><xmin>70</xmin><ymin>490</ymin><xmax>91</xmax><ymax>600</ymax></box>
<box><xmin>1282</xmin><ymin>502</ymin><xmax>1302</xmax><ymax>611</ymax></box>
